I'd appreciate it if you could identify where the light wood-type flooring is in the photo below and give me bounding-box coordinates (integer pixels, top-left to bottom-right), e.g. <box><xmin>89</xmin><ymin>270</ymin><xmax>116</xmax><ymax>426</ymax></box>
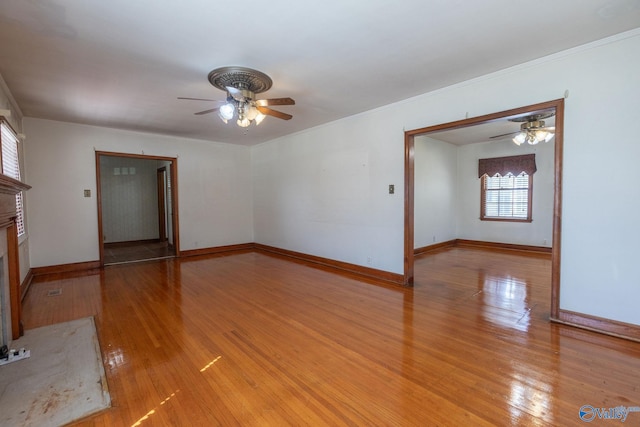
<box><xmin>22</xmin><ymin>248</ymin><xmax>640</xmax><ymax>426</ymax></box>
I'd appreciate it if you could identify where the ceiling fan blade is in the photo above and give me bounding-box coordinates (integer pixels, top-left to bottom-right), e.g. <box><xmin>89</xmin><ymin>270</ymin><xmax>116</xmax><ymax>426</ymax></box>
<box><xmin>257</xmin><ymin>106</ymin><xmax>293</xmax><ymax>120</ymax></box>
<box><xmin>178</xmin><ymin>97</ymin><xmax>220</xmax><ymax>102</ymax></box>
<box><xmin>194</xmin><ymin>107</ymin><xmax>220</xmax><ymax>115</ymax></box>
<box><xmin>490</xmin><ymin>131</ymin><xmax>519</xmax><ymax>139</ymax></box>
<box><xmin>490</xmin><ymin>126</ymin><xmax>556</xmax><ymax>139</ymax></box>
<box><xmin>256</xmin><ymin>97</ymin><xmax>295</xmax><ymax>107</ymax></box>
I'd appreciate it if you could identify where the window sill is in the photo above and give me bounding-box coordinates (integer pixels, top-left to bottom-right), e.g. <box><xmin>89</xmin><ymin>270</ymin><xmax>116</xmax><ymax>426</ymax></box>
<box><xmin>480</xmin><ymin>217</ymin><xmax>532</xmax><ymax>223</ymax></box>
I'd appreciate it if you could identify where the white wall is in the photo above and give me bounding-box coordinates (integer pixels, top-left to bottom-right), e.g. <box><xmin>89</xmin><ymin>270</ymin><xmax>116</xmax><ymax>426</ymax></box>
<box><xmin>252</xmin><ymin>117</ymin><xmax>404</xmax><ymax>272</ymax></box>
<box><xmin>23</xmin><ymin>118</ymin><xmax>254</xmax><ymax>267</ymax></box>
<box><xmin>456</xmin><ymin>139</ymin><xmax>554</xmax><ymax>246</ymax></box>
<box><xmin>252</xmin><ymin>30</ymin><xmax>640</xmax><ymax>325</ymax></box>
<box><xmin>414</xmin><ymin>136</ymin><xmax>457</xmax><ymax>248</ymax></box>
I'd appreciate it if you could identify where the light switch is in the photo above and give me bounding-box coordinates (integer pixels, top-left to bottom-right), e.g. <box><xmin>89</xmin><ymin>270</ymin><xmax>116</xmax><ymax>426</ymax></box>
<box><xmin>84</xmin><ymin>189</ymin><xmax>91</xmax><ymax>197</ymax></box>
<box><xmin>389</xmin><ymin>184</ymin><xmax>395</xmax><ymax>194</ymax></box>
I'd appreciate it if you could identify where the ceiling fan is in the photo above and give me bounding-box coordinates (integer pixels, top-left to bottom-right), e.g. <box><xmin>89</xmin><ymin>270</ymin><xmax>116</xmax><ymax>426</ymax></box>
<box><xmin>490</xmin><ymin>111</ymin><xmax>556</xmax><ymax>145</ymax></box>
<box><xmin>179</xmin><ymin>66</ymin><xmax>295</xmax><ymax>127</ymax></box>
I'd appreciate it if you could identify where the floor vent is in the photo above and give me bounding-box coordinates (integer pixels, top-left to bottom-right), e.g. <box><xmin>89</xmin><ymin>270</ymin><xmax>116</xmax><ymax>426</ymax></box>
<box><xmin>47</xmin><ymin>289</ymin><xmax>63</xmax><ymax>297</ymax></box>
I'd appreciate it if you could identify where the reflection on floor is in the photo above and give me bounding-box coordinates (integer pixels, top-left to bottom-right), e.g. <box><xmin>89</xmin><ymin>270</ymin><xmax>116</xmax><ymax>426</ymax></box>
<box><xmin>414</xmin><ymin>246</ymin><xmax>550</xmax><ymax>333</ymax></box>
<box><xmin>103</xmin><ymin>240</ymin><xmax>174</xmax><ymax>265</ymax></box>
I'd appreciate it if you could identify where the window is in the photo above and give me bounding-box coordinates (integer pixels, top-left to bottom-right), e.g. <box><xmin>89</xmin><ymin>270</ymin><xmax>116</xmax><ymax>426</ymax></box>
<box><xmin>0</xmin><ymin>120</ymin><xmax>25</xmax><ymax>236</ymax></box>
<box><xmin>481</xmin><ymin>172</ymin><xmax>532</xmax><ymax>221</ymax></box>
<box><xmin>478</xmin><ymin>154</ymin><xmax>536</xmax><ymax>222</ymax></box>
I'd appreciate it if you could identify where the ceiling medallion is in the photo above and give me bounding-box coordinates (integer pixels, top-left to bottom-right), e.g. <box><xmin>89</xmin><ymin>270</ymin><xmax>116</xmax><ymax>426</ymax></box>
<box><xmin>207</xmin><ymin>66</ymin><xmax>273</xmax><ymax>94</ymax></box>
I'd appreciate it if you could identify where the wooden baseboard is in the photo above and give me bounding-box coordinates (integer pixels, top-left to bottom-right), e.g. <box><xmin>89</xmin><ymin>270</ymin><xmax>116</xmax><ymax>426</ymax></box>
<box><xmin>23</xmin><ymin>243</ymin><xmax>640</xmax><ymax>343</ymax></box>
<box><xmin>104</xmin><ymin>238</ymin><xmax>163</xmax><ymax>247</ymax></box>
<box><xmin>414</xmin><ymin>240</ymin><xmax>456</xmax><ymax>255</ymax></box>
<box><xmin>180</xmin><ymin>243</ymin><xmax>254</xmax><ymax>258</ymax></box>
<box><xmin>31</xmin><ymin>260</ymin><xmax>102</xmax><ymax>276</ymax></box>
<box><xmin>20</xmin><ymin>269</ymin><xmax>34</xmax><ymax>301</ymax></box>
<box><xmin>552</xmin><ymin>309</ymin><xmax>640</xmax><ymax>343</ymax></box>
<box><xmin>454</xmin><ymin>239</ymin><xmax>552</xmax><ymax>255</ymax></box>
<box><xmin>415</xmin><ymin>239</ymin><xmax>551</xmax><ymax>256</ymax></box>
<box><xmin>255</xmin><ymin>243</ymin><xmax>404</xmax><ymax>285</ymax></box>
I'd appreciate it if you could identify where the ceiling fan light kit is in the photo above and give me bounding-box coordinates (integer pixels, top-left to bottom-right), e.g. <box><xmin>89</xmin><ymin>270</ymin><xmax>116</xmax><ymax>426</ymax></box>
<box><xmin>488</xmin><ymin>111</ymin><xmax>556</xmax><ymax>146</ymax></box>
<box><xmin>179</xmin><ymin>66</ymin><xmax>295</xmax><ymax>128</ymax></box>
<box><xmin>512</xmin><ymin>119</ymin><xmax>555</xmax><ymax>146</ymax></box>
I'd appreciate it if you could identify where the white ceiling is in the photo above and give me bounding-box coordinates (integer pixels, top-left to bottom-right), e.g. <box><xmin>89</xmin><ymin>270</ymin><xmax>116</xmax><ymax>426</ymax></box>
<box><xmin>0</xmin><ymin>0</ymin><xmax>638</xmax><ymax>146</ymax></box>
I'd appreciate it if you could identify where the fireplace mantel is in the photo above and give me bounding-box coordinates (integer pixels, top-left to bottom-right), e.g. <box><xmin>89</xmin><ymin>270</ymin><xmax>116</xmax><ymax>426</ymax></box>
<box><xmin>0</xmin><ymin>173</ymin><xmax>30</xmax><ymax>225</ymax></box>
<box><xmin>0</xmin><ymin>173</ymin><xmax>30</xmax><ymax>342</ymax></box>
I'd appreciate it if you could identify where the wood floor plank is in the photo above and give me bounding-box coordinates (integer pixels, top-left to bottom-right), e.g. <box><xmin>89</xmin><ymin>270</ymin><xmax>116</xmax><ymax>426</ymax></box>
<box><xmin>20</xmin><ymin>248</ymin><xmax>640</xmax><ymax>425</ymax></box>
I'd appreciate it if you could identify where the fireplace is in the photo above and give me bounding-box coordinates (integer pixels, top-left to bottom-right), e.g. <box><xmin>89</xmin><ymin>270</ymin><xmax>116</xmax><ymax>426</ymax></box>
<box><xmin>0</xmin><ymin>240</ymin><xmax>7</xmax><ymax>348</ymax></box>
<box><xmin>0</xmin><ymin>174</ymin><xmax>30</xmax><ymax>347</ymax></box>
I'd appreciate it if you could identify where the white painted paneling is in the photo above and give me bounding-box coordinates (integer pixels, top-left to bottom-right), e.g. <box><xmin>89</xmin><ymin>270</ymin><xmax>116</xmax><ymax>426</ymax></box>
<box><xmin>414</xmin><ymin>137</ymin><xmax>457</xmax><ymax>248</ymax></box>
<box><xmin>23</xmin><ymin>119</ymin><xmax>253</xmax><ymax>267</ymax></box>
<box><xmin>99</xmin><ymin>156</ymin><xmax>159</xmax><ymax>243</ymax></box>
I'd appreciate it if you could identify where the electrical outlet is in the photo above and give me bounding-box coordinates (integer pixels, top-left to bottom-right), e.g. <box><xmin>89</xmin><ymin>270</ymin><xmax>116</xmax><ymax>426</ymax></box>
<box><xmin>84</xmin><ymin>189</ymin><xmax>91</xmax><ymax>197</ymax></box>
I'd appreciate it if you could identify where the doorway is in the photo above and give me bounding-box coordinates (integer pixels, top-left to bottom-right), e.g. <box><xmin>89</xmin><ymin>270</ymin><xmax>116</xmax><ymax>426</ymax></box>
<box><xmin>404</xmin><ymin>99</ymin><xmax>564</xmax><ymax>318</ymax></box>
<box><xmin>96</xmin><ymin>152</ymin><xmax>180</xmax><ymax>265</ymax></box>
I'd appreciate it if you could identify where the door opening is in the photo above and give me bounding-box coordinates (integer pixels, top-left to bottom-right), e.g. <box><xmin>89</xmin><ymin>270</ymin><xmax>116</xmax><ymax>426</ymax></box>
<box><xmin>404</xmin><ymin>99</ymin><xmax>564</xmax><ymax>319</ymax></box>
<box><xmin>96</xmin><ymin>152</ymin><xmax>180</xmax><ymax>265</ymax></box>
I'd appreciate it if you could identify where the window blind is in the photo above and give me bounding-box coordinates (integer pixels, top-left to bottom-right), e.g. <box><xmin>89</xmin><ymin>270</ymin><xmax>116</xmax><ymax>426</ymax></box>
<box><xmin>1</xmin><ymin>123</ymin><xmax>20</xmax><ymax>180</ymax></box>
<box><xmin>483</xmin><ymin>173</ymin><xmax>530</xmax><ymax>219</ymax></box>
<box><xmin>0</xmin><ymin>121</ymin><xmax>25</xmax><ymax>236</ymax></box>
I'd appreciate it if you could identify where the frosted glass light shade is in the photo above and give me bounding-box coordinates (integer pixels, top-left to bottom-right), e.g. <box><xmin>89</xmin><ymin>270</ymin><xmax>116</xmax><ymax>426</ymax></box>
<box><xmin>219</xmin><ymin>103</ymin><xmax>235</xmax><ymax>120</ymax></box>
<box><xmin>237</xmin><ymin>117</ymin><xmax>251</xmax><ymax>127</ymax></box>
<box><xmin>513</xmin><ymin>133</ymin><xmax>526</xmax><ymax>145</ymax></box>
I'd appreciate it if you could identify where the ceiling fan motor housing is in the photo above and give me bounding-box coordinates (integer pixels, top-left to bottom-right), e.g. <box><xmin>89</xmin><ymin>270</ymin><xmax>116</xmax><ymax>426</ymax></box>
<box><xmin>521</xmin><ymin>120</ymin><xmax>546</xmax><ymax>131</ymax></box>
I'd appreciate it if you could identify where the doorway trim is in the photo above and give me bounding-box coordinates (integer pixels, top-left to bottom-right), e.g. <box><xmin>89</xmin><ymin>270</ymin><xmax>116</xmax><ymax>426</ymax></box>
<box><xmin>157</xmin><ymin>167</ymin><xmax>168</xmax><ymax>242</ymax></box>
<box><xmin>95</xmin><ymin>151</ymin><xmax>180</xmax><ymax>266</ymax></box>
<box><xmin>403</xmin><ymin>99</ymin><xmax>564</xmax><ymax>319</ymax></box>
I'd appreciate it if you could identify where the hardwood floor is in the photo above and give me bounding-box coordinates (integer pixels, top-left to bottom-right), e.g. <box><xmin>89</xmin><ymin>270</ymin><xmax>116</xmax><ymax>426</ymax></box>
<box><xmin>22</xmin><ymin>248</ymin><xmax>640</xmax><ymax>426</ymax></box>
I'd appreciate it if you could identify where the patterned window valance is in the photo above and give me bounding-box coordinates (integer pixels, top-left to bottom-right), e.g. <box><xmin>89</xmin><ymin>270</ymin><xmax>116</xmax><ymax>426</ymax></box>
<box><xmin>478</xmin><ymin>154</ymin><xmax>536</xmax><ymax>178</ymax></box>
